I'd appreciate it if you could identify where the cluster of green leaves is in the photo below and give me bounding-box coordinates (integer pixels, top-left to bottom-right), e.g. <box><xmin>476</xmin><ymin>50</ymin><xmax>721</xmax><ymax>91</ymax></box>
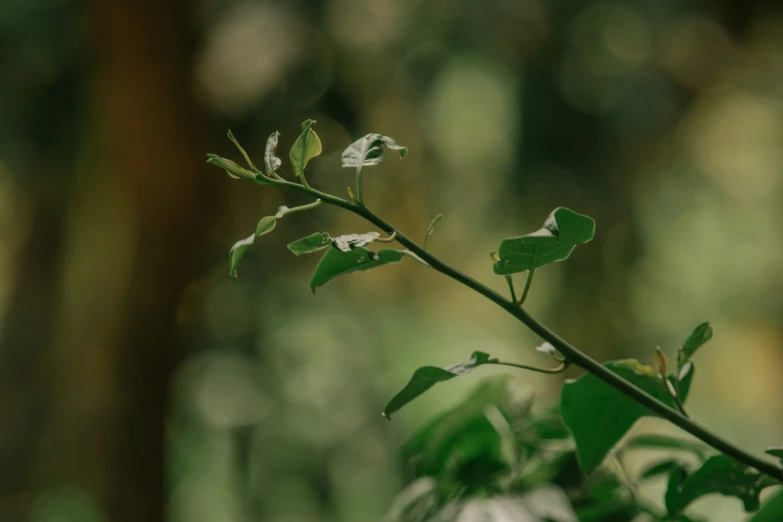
<box><xmin>208</xmin><ymin>121</ymin><xmax>783</xmax><ymax>520</ymax></box>
<box><xmin>388</xmin><ymin>378</ymin><xmax>783</xmax><ymax>522</ymax></box>
<box><xmin>209</xmin><ymin>121</ymin><xmax>409</xmax><ymax>284</ymax></box>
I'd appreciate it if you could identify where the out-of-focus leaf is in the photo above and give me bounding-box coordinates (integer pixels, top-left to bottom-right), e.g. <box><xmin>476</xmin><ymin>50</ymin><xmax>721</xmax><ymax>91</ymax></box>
<box><xmin>385</xmin><ymin>478</ymin><xmax>439</xmax><ymax>522</ymax></box>
<box><xmin>384</xmin><ymin>352</ymin><xmax>494</xmax><ymax>418</ymax></box>
<box><xmin>310</xmin><ymin>246</ymin><xmax>405</xmax><ymax>293</ymax></box>
<box><xmin>341</xmin><ymin>133</ymin><xmax>407</xmax><ymax>173</ymax></box>
<box><xmin>264</xmin><ymin>131</ymin><xmax>282</xmax><ymax>177</ymax></box>
<box><xmin>455</xmin><ymin>497</ymin><xmax>537</xmax><ymax>522</ymax></box>
<box><xmin>287</xmin><ymin>232</ymin><xmax>332</xmax><ymax>256</ymax></box>
<box><xmin>625</xmin><ymin>434</ymin><xmax>707</xmax><ymax>455</ymax></box>
<box><xmin>424</xmin><ymin>214</ymin><xmax>443</xmax><ymax>251</ymax></box>
<box><xmin>665</xmin><ymin>455</ymin><xmax>778</xmax><ymax>516</ymax></box>
<box><xmin>748</xmin><ymin>488</ymin><xmax>783</xmax><ymax>522</ymax></box>
<box><xmin>289</xmin><ymin>119</ymin><xmax>322</xmax><ymax>182</ymax></box>
<box><xmin>400</xmin><ymin>377</ymin><xmax>510</xmax><ymax>462</ymax></box>
<box><xmin>560</xmin><ymin>359</ymin><xmax>674</xmax><ymax>473</ymax></box>
<box><xmin>640</xmin><ymin>459</ymin><xmax>684</xmax><ymax>480</ymax></box>
<box><xmin>493</xmin><ymin>207</ymin><xmax>595</xmax><ymax>275</ymax></box>
<box><xmin>520</xmin><ymin>486</ymin><xmax>578</xmax><ymax>522</ymax></box>
<box><xmin>332</xmin><ymin>232</ymin><xmax>380</xmax><ymax>252</ymax></box>
<box><xmin>678</xmin><ymin>322</ymin><xmax>713</xmax><ymax>368</ymax></box>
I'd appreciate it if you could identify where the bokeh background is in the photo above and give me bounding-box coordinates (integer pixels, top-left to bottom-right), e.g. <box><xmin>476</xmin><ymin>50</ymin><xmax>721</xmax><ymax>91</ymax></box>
<box><xmin>2</xmin><ymin>0</ymin><xmax>783</xmax><ymax>521</ymax></box>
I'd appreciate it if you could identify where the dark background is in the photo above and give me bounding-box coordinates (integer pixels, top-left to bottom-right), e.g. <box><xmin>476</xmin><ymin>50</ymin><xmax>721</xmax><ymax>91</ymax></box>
<box><xmin>1</xmin><ymin>0</ymin><xmax>783</xmax><ymax>520</ymax></box>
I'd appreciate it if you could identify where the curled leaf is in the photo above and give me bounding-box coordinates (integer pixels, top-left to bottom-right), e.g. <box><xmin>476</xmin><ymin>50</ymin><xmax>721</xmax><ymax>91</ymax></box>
<box><xmin>207</xmin><ymin>154</ymin><xmax>256</xmax><ymax>181</ymax></box>
<box><xmin>424</xmin><ymin>214</ymin><xmax>443</xmax><ymax>251</ymax></box>
<box><xmin>678</xmin><ymin>322</ymin><xmax>713</xmax><ymax>368</ymax></box>
<box><xmin>342</xmin><ymin>133</ymin><xmax>408</xmax><ymax>172</ymax></box>
<box><xmin>331</xmin><ymin>232</ymin><xmax>381</xmax><ymax>252</ymax></box>
<box><xmin>264</xmin><ymin>131</ymin><xmax>283</xmax><ymax>177</ymax></box>
<box><xmin>536</xmin><ymin>342</ymin><xmax>565</xmax><ymax>363</ymax></box>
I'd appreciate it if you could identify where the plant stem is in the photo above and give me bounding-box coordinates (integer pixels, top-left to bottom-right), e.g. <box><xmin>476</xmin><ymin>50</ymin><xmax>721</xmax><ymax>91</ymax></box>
<box><xmin>488</xmin><ymin>359</ymin><xmax>568</xmax><ymax>375</ymax></box>
<box><xmin>518</xmin><ymin>268</ymin><xmax>535</xmax><ymax>306</ymax></box>
<box><xmin>505</xmin><ymin>276</ymin><xmax>518</xmax><ymax>304</ymax></box>
<box><xmin>251</xmin><ymin>175</ymin><xmax>783</xmax><ymax>482</ymax></box>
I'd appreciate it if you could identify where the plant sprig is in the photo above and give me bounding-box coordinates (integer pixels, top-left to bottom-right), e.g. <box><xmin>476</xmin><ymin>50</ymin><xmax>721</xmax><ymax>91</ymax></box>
<box><xmin>207</xmin><ymin>121</ymin><xmax>783</xmax><ymax>490</ymax></box>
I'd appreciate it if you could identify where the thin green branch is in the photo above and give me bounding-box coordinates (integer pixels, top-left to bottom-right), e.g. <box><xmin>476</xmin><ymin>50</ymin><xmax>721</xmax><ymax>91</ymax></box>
<box><xmin>375</xmin><ymin>231</ymin><xmax>397</xmax><ymax>243</ymax></box>
<box><xmin>505</xmin><ymin>276</ymin><xmax>518</xmax><ymax>304</ymax></box>
<box><xmin>518</xmin><ymin>268</ymin><xmax>535</xmax><ymax>306</ymax></box>
<box><xmin>488</xmin><ymin>359</ymin><xmax>568</xmax><ymax>375</ymax></box>
<box><xmin>248</xmin><ymin>172</ymin><xmax>783</xmax><ymax>482</ymax></box>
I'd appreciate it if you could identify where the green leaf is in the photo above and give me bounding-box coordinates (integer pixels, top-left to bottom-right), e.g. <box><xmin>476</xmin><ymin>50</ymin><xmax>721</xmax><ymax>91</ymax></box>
<box><xmin>206</xmin><ymin>154</ymin><xmax>256</xmax><ymax>181</ymax></box>
<box><xmin>255</xmin><ymin>215</ymin><xmax>278</xmax><ymax>236</ymax></box>
<box><xmin>748</xmin><ymin>488</ymin><xmax>783</xmax><ymax>522</ymax></box>
<box><xmin>765</xmin><ymin>448</ymin><xmax>783</xmax><ymax>459</ymax></box>
<box><xmin>625</xmin><ymin>433</ymin><xmax>707</xmax><ymax>455</ymax></box>
<box><xmin>383</xmin><ymin>352</ymin><xmax>494</xmax><ymax>418</ymax></box>
<box><xmin>678</xmin><ymin>322</ymin><xmax>713</xmax><ymax>368</ymax></box>
<box><xmin>423</xmin><ymin>214</ymin><xmax>443</xmax><ymax>251</ymax></box>
<box><xmin>264</xmin><ymin>131</ymin><xmax>282</xmax><ymax>177</ymax></box>
<box><xmin>341</xmin><ymin>133</ymin><xmax>408</xmax><ymax>173</ymax></box>
<box><xmin>310</xmin><ymin>247</ymin><xmax>405</xmax><ymax>294</ymax></box>
<box><xmin>287</xmin><ymin>232</ymin><xmax>332</xmax><ymax>256</ymax></box>
<box><xmin>670</xmin><ymin>361</ymin><xmax>695</xmax><ymax>403</ymax></box>
<box><xmin>640</xmin><ymin>459</ymin><xmax>683</xmax><ymax>480</ymax></box>
<box><xmin>228</xmin><ymin>234</ymin><xmax>256</xmax><ymax>278</ymax></box>
<box><xmin>665</xmin><ymin>455</ymin><xmax>778</xmax><ymax>516</ymax></box>
<box><xmin>289</xmin><ymin>119</ymin><xmax>322</xmax><ymax>182</ymax></box>
<box><xmin>493</xmin><ymin>207</ymin><xmax>595</xmax><ymax>275</ymax></box>
<box><xmin>332</xmin><ymin>232</ymin><xmax>381</xmax><ymax>252</ymax></box>
<box><xmin>227</xmin><ymin>205</ymin><xmax>309</xmax><ymax>277</ymax></box>
<box><xmin>560</xmin><ymin>359</ymin><xmax>675</xmax><ymax>473</ymax></box>
<box><xmin>764</xmin><ymin>447</ymin><xmax>783</xmax><ymax>469</ymax></box>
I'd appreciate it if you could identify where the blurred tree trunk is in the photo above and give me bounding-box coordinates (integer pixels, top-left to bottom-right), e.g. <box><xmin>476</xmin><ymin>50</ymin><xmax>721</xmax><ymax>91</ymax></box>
<box><xmin>86</xmin><ymin>0</ymin><xmax>221</xmax><ymax>520</ymax></box>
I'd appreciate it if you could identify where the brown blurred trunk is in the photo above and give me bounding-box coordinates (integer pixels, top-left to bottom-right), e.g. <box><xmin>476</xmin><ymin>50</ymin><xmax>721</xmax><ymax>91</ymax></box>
<box><xmin>0</xmin><ymin>181</ymin><xmax>70</xmax><ymax>519</ymax></box>
<box><xmin>87</xmin><ymin>0</ymin><xmax>221</xmax><ymax>521</ymax></box>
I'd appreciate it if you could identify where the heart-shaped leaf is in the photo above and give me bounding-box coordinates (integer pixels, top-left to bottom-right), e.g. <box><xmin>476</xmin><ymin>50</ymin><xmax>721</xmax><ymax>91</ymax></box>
<box><xmin>332</xmin><ymin>232</ymin><xmax>381</xmax><ymax>252</ymax></box>
<box><xmin>678</xmin><ymin>322</ymin><xmax>713</xmax><ymax>368</ymax></box>
<box><xmin>665</xmin><ymin>455</ymin><xmax>779</xmax><ymax>516</ymax></box>
<box><xmin>342</xmin><ymin>133</ymin><xmax>407</xmax><ymax>173</ymax></box>
<box><xmin>561</xmin><ymin>359</ymin><xmax>675</xmax><ymax>473</ymax></box>
<box><xmin>493</xmin><ymin>207</ymin><xmax>595</xmax><ymax>275</ymax></box>
<box><xmin>310</xmin><ymin>246</ymin><xmax>405</xmax><ymax>293</ymax></box>
<box><xmin>287</xmin><ymin>232</ymin><xmax>332</xmax><ymax>256</ymax></box>
<box><xmin>383</xmin><ymin>352</ymin><xmax>494</xmax><ymax>418</ymax></box>
<box><xmin>289</xmin><ymin>120</ymin><xmax>322</xmax><ymax>182</ymax></box>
